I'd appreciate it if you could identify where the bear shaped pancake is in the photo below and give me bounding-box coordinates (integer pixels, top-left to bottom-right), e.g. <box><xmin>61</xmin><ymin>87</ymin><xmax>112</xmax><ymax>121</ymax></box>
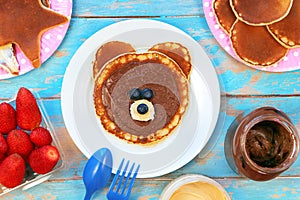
<box><xmin>93</xmin><ymin>41</ymin><xmax>191</xmax><ymax>145</ymax></box>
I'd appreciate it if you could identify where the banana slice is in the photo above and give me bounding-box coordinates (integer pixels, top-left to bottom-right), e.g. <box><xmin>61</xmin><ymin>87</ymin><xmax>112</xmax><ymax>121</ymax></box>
<box><xmin>130</xmin><ymin>99</ymin><xmax>155</xmax><ymax>122</ymax></box>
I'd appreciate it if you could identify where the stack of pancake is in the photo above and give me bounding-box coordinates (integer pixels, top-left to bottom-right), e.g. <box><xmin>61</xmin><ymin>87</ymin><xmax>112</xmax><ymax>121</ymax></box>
<box><xmin>213</xmin><ymin>0</ymin><xmax>300</xmax><ymax>67</ymax></box>
<box><xmin>93</xmin><ymin>41</ymin><xmax>191</xmax><ymax>145</ymax></box>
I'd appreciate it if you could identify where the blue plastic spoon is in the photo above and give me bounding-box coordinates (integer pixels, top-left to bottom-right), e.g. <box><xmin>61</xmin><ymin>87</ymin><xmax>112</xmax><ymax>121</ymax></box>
<box><xmin>83</xmin><ymin>148</ymin><xmax>113</xmax><ymax>200</ymax></box>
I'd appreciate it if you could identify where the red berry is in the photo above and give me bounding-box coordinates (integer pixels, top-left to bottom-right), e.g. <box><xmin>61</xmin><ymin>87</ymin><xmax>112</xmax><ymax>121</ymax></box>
<box><xmin>0</xmin><ymin>134</ymin><xmax>8</xmax><ymax>154</ymax></box>
<box><xmin>16</xmin><ymin>87</ymin><xmax>42</xmax><ymax>130</ymax></box>
<box><xmin>7</xmin><ymin>129</ymin><xmax>34</xmax><ymax>159</ymax></box>
<box><xmin>0</xmin><ymin>153</ymin><xmax>6</xmax><ymax>163</ymax></box>
<box><xmin>0</xmin><ymin>102</ymin><xmax>16</xmax><ymax>133</ymax></box>
<box><xmin>30</xmin><ymin>127</ymin><xmax>52</xmax><ymax>147</ymax></box>
<box><xmin>0</xmin><ymin>154</ymin><xmax>25</xmax><ymax>188</ymax></box>
<box><xmin>29</xmin><ymin>145</ymin><xmax>60</xmax><ymax>174</ymax></box>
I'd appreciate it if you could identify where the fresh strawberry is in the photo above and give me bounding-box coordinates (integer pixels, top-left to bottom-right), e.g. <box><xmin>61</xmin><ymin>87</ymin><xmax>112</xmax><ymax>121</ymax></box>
<box><xmin>29</xmin><ymin>145</ymin><xmax>60</xmax><ymax>174</ymax></box>
<box><xmin>0</xmin><ymin>102</ymin><xmax>16</xmax><ymax>133</ymax></box>
<box><xmin>0</xmin><ymin>154</ymin><xmax>25</xmax><ymax>188</ymax></box>
<box><xmin>0</xmin><ymin>134</ymin><xmax>8</xmax><ymax>154</ymax></box>
<box><xmin>30</xmin><ymin>127</ymin><xmax>53</xmax><ymax>147</ymax></box>
<box><xmin>16</xmin><ymin>87</ymin><xmax>42</xmax><ymax>130</ymax></box>
<box><xmin>7</xmin><ymin>129</ymin><xmax>34</xmax><ymax>159</ymax></box>
<box><xmin>0</xmin><ymin>153</ymin><xmax>6</xmax><ymax>163</ymax></box>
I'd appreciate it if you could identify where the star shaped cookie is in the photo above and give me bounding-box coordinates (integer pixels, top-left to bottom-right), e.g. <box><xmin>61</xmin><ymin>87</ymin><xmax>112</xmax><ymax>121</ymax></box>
<box><xmin>0</xmin><ymin>0</ymin><xmax>69</xmax><ymax>68</ymax></box>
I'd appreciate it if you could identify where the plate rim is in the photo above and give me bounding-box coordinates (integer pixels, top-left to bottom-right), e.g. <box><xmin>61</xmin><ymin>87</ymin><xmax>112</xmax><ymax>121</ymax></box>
<box><xmin>61</xmin><ymin>19</ymin><xmax>221</xmax><ymax>178</ymax></box>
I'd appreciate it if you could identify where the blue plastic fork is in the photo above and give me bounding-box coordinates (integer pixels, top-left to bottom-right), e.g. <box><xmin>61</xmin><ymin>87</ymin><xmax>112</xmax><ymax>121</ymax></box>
<box><xmin>106</xmin><ymin>159</ymin><xmax>140</xmax><ymax>200</ymax></box>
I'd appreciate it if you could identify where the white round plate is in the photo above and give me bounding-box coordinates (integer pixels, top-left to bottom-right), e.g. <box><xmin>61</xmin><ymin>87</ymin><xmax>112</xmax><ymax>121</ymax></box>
<box><xmin>61</xmin><ymin>19</ymin><xmax>220</xmax><ymax>178</ymax></box>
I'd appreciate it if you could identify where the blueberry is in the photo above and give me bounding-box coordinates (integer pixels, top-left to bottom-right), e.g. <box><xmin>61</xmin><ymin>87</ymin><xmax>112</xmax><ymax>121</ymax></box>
<box><xmin>137</xmin><ymin>103</ymin><xmax>148</xmax><ymax>114</ymax></box>
<box><xmin>141</xmin><ymin>88</ymin><xmax>154</xmax><ymax>100</ymax></box>
<box><xmin>129</xmin><ymin>88</ymin><xmax>141</xmax><ymax>100</ymax></box>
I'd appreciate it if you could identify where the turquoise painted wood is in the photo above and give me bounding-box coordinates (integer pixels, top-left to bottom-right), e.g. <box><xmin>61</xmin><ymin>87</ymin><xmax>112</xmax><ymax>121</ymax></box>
<box><xmin>72</xmin><ymin>0</ymin><xmax>203</xmax><ymax>17</ymax></box>
<box><xmin>1</xmin><ymin>0</ymin><xmax>300</xmax><ymax>199</ymax></box>
<box><xmin>4</xmin><ymin>178</ymin><xmax>300</xmax><ymax>200</ymax></box>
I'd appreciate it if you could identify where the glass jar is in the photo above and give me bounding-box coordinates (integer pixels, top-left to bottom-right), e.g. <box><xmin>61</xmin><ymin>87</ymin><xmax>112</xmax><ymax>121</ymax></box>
<box><xmin>225</xmin><ymin>107</ymin><xmax>299</xmax><ymax>181</ymax></box>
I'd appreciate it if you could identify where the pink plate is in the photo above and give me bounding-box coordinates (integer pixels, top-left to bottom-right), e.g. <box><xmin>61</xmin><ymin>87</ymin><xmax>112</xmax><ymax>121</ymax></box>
<box><xmin>203</xmin><ymin>0</ymin><xmax>300</xmax><ymax>72</ymax></box>
<box><xmin>0</xmin><ymin>0</ymin><xmax>72</xmax><ymax>79</ymax></box>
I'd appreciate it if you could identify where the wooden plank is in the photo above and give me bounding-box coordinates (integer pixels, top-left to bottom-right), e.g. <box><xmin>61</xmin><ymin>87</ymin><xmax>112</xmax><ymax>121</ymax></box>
<box><xmin>72</xmin><ymin>0</ymin><xmax>203</xmax><ymax>17</ymax></box>
<box><xmin>5</xmin><ymin>177</ymin><xmax>300</xmax><ymax>199</ymax></box>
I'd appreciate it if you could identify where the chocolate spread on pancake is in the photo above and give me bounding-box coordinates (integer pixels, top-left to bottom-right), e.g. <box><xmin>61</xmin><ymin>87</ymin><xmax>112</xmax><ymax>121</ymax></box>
<box><xmin>102</xmin><ymin>61</ymin><xmax>180</xmax><ymax>138</ymax></box>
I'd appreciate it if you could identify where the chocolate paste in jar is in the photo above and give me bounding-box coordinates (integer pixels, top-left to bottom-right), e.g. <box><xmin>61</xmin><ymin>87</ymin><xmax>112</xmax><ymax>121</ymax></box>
<box><xmin>246</xmin><ymin>121</ymin><xmax>293</xmax><ymax>168</ymax></box>
<box><xmin>225</xmin><ymin>107</ymin><xmax>299</xmax><ymax>181</ymax></box>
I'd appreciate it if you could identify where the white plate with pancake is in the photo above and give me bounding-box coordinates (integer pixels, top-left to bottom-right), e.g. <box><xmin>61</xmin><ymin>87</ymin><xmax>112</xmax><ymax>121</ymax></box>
<box><xmin>61</xmin><ymin>19</ymin><xmax>220</xmax><ymax>178</ymax></box>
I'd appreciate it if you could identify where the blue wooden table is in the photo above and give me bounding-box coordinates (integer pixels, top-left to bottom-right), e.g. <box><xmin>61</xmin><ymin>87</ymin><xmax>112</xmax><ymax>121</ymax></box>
<box><xmin>2</xmin><ymin>0</ymin><xmax>300</xmax><ymax>199</ymax></box>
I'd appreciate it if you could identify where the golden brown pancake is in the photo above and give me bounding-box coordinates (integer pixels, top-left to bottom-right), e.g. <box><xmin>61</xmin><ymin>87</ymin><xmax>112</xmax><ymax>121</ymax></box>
<box><xmin>93</xmin><ymin>41</ymin><xmax>136</xmax><ymax>78</ymax></box>
<box><xmin>230</xmin><ymin>0</ymin><xmax>294</xmax><ymax>25</ymax></box>
<box><xmin>230</xmin><ymin>20</ymin><xmax>288</xmax><ymax>66</ymax></box>
<box><xmin>0</xmin><ymin>0</ymin><xmax>69</xmax><ymax>68</ymax></box>
<box><xmin>94</xmin><ymin>51</ymin><xmax>189</xmax><ymax>145</ymax></box>
<box><xmin>213</xmin><ymin>0</ymin><xmax>236</xmax><ymax>35</ymax></box>
<box><xmin>148</xmin><ymin>42</ymin><xmax>192</xmax><ymax>79</ymax></box>
<box><xmin>267</xmin><ymin>0</ymin><xmax>300</xmax><ymax>48</ymax></box>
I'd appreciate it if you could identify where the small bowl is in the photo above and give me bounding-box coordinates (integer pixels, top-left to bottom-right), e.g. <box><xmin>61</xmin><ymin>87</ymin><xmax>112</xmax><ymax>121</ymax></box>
<box><xmin>0</xmin><ymin>91</ymin><xmax>65</xmax><ymax>196</ymax></box>
<box><xmin>160</xmin><ymin>174</ymin><xmax>231</xmax><ymax>200</ymax></box>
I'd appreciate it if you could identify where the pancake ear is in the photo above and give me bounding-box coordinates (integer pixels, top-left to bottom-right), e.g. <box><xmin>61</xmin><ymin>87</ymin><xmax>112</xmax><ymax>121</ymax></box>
<box><xmin>148</xmin><ymin>42</ymin><xmax>192</xmax><ymax>79</ymax></box>
<box><xmin>93</xmin><ymin>41</ymin><xmax>136</xmax><ymax>79</ymax></box>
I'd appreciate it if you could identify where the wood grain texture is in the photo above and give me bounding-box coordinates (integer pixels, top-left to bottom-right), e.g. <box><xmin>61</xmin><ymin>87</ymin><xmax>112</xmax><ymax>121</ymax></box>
<box><xmin>72</xmin><ymin>0</ymin><xmax>203</xmax><ymax>17</ymax></box>
<box><xmin>1</xmin><ymin>0</ymin><xmax>300</xmax><ymax>199</ymax></box>
<box><xmin>4</xmin><ymin>178</ymin><xmax>300</xmax><ymax>199</ymax></box>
